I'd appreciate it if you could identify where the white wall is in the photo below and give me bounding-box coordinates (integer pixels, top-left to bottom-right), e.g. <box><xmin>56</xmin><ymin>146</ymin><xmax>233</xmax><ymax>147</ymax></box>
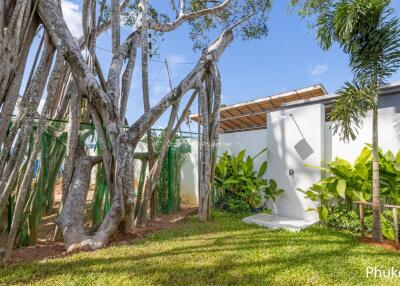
<box><xmin>218</xmin><ymin>129</ymin><xmax>268</xmax><ymax>171</ymax></box>
<box><xmin>266</xmin><ymin>105</ymin><xmax>323</xmax><ymax>221</ymax></box>
<box><xmin>214</xmin><ymin>93</ymin><xmax>400</xmax><ymax>221</ymax></box>
<box><xmin>326</xmin><ymin>105</ymin><xmax>400</xmax><ymax>163</ymax></box>
<box><xmin>180</xmin><ymin>139</ymin><xmax>199</xmax><ymax>205</ymax></box>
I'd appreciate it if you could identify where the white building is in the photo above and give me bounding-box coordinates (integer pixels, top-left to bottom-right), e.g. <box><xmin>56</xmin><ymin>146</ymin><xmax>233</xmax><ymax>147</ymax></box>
<box><xmin>189</xmin><ymin>82</ymin><xmax>400</xmax><ymax>229</ymax></box>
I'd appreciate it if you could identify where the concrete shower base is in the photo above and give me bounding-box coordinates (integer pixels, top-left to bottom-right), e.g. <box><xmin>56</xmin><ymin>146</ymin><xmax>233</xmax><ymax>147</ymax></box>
<box><xmin>242</xmin><ymin>213</ymin><xmax>319</xmax><ymax>232</ymax></box>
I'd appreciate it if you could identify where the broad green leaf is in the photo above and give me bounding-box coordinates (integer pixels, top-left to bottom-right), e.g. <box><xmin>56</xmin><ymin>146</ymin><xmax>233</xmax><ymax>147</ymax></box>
<box><xmin>257</xmin><ymin>161</ymin><xmax>268</xmax><ymax>178</ymax></box>
<box><xmin>319</xmin><ymin>206</ymin><xmax>329</xmax><ymax>220</ymax></box>
<box><xmin>381</xmin><ymin>215</ymin><xmax>395</xmax><ymax>240</ymax></box>
<box><xmin>304</xmin><ymin>163</ymin><xmax>330</xmax><ymax>173</ymax></box>
<box><xmin>354</xmin><ymin>146</ymin><xmax>372</xmax><ymax>165</ymax></box>
<box><xmin>336</xmin><ymin>179</ymin><xmax>346</xmax><ymax>198</ymax></box>
<box><xmin>384</xmin><ymin>150</ymin><xmax>395</xmax><ymax>163</ymax></box>
<box><xmin>236</xmin><ymin>150</ymin><xmax>246</xmax><ymax>163</ymax></box>
<box><xmin>269</xmin><ymin>179</ymin><xmax>277</xmax><ymax>191</ymax></box>
<box><xmin>396</xmin><ymin>151</ymin><xmax>400</xmax><ymax>164</ymax></box>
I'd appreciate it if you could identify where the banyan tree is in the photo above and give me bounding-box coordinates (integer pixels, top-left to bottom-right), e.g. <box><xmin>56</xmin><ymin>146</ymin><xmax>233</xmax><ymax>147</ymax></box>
<box><xmin>0</xmin><ymin>0</ymin><xmax>271</xmax><ymax>261</ymax></box>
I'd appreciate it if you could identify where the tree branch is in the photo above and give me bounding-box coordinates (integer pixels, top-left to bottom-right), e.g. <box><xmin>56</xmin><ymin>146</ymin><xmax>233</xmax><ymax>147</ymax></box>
<box><xmin>127</xmin><ymin>28</ymin><xmax>234</xmax><ymax>145</ymax></box>
<box><xmin>149</xmin><ymin>0</ymin><xmax>231</xmax><ymax>32</ymax></box>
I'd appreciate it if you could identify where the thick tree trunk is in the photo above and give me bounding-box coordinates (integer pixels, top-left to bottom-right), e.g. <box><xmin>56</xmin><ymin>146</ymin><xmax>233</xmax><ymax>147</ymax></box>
<box><xmin>36</xmin><ymin>0</ymin><xmax>235</xmax><ymax>249</ymax></box>
<box><xmin>57</xmin><ymin>147</ymin><xmax>101</xmax><ymax>250</ymax></box>
<box><xmin>54</xmin><ymin>85</ymin><xmax>81</xmax><ymax>241</ymax></box>
<box><xmin>198</xmin><ymin>66</ymin><xmax>221</xmax><ymax>221</ymax></box>
<box><xmin>140</xmin><ymin>0</ymin><xmax>157</xmax><ymax>222</ymax></box>
<box><xmin>198</xmin><ymin>82</ymin><xmax>210</xmax><ymax>222</ymax></box>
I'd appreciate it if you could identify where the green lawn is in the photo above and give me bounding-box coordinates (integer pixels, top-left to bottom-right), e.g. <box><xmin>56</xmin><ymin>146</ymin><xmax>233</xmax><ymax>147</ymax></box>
<box><xmin>1</xmin><ymin>212</ymin><xmax>399</xmax><ymax>286</ymax></box>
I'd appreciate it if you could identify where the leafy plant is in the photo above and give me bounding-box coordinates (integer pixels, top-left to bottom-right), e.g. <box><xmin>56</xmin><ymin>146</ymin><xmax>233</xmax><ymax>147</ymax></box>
<box><xmin>314</xmin><ymin>0</ymin><xmax>400</xmax><ymax>242</ymax></box>
<box><xmin>300</xmin><ymin>145</ymin><xmax>400</xmax><ymax>240</ymax></box>
<box><xmin>214</xmin><ymin>195</ymin><xmax>253</xmax><ymax>216</ymax></box>
<box><xmin>324</xmin><ymin>207</ymin><xmax>373</xmax><ymax>233</ymax></box>
<box><xmin>301</xmin><ymin>145</ymin><xmax>400</xmax><ymax>216</ymax></box>
<box><xmin>214</xmin><ymin>149</ymin><xmax>284</xmax><ymax>213</ymax></box>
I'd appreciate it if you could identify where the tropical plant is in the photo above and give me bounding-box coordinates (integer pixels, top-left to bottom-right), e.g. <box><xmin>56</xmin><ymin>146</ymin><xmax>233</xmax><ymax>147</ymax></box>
<box><xmin>214</xmin><ymin>149</ymin><xmax>284</xmax><ymax>213</ymax></box>
<box><xmin>322</xmin><ymin>206</ymin><xmax>399</xmax><ymax>241</ymax></box>
<box><xmin>314</xmin><ymin>0</ymin><xmax>400</xmax><ymax>242</ymax></box>
<box><xmin>300</xmin><ymin>145</ymin><xmax>400</xmax><ymax>217</ymax></box>
<box><xmin>325</xmin><ymin>206</ymin><xmax>373</xmax><ymax>233</ymax></box>
<box><xmin>300</xmin><ymin>145</ymin><xmax>400</xmax><ymax>240</ymax></box>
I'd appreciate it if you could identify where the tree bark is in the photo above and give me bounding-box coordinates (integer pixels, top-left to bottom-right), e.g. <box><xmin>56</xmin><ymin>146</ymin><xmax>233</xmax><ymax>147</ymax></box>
<box><xmin>0</xmin><ymin>31</ymin><xmax>45</xmax><ymax>179</ymax></box>
<box><xmin>56</xmin><ymin>146</ymin><xmax>101</xmax><ymax>250</ymax></box>
<box><xmin>198</xmin><ymin>64</ymin><xmax>221</xmax><ymax>221</ymax></box>
<box><xmin>140</xmin><ymin>0</ymin><xmax>157</xmax><ymax>222</ymax></box>
<box><xmin>119</xmin><ymin>45</ymin><xmax>136</xmax><ymax>123</ymax></box>
<box><xmin>0</xmin><ymin>33</ymin><xmax>54</xmax><ymax>217</ymax></box>
<box><xmin>54</xmin><ymin>84</ymin><xmax>81</xmax><ymax>241</ymax></box>
<box><xmin>0</xmin><ymin>12</ymin><xmax>39</xmax><ymax>147</ymax></box>
<box><xmin>0</xmin><ymin>0</ymin><xmax>4</xmax><ymax>35</ymax></box>
<box><xmin>137</xmin><ymin>101</ymin><xmax>180</xmax><ymax>225</ymax></box>
<box><xmin>372</xmin><ymin>102</ymin><xmax>383</xmax><ymax>242</ymax></box>
<box><xmin>111</xmin><ymin>0</ymin><xmax>120</xmax><ymax>53</ymax></box>
<box><xmin>4</xmin><ymin>35</ymin><xmax>56</xmax><ymax>261</ymax></box>
<box><xmin>35</xmin><ymin>0</ymin><xmax>235</xmax><ymax>249</ymax></box>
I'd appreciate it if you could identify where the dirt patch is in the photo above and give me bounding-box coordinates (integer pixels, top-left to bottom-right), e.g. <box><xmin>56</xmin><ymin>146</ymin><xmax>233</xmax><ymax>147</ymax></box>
<box><xmin>360</xmin><ymin>237</ymin><xmax>400</xmax><ymax>252</ymax></box>
<box><xmin>6</xmin><ymin>207</ymin><xmax>197</xmax><ymax>265</ymax></box>
<box><xmin>111</xmin><ymin>207</ymin><xmax>197</xmax><ymax>244</ymax></box>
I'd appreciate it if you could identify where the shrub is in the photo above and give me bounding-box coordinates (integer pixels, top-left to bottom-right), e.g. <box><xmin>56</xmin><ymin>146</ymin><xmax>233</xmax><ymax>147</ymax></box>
<box><xmin>214</xmin><ymin>149</ymin><xmax>284</xmax><ymax>214</ymax></box>
<box><xmin>324</xmin><ymin>207</ymin><xmax>373</xmax><ymax>233</ymax></box>
<box><xmin>214</xmin><ymin>195</ymin><xmax>252</xmax><ymax>215</ymax></box>
<box><xmin>299</xmin><ymin>145</ymin><xmax>400</xmax><ymax>240</ymax></box>
<box><xmin>299</xmin><ymin>145</ymin><xmax>400</xmax><ymax>220</ymax></box>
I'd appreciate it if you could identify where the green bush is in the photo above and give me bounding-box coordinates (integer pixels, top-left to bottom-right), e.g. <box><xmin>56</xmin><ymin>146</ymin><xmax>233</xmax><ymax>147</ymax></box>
<box><xmin>214</xmin><ymin>149</ymin><xmax>284</xmax><ymax>214</ymax></box>
<box><xmin>324</xmin><ymin>207</ymin><xmax>399</xmax><ymax>242</ymax></box>
<box><xmin>214</xmin><ymin>195</ymin><xmax>252</xmax><ymax>215</ymax></box>
<box><xmin>300</xmin><ymin>145</ymin><xmax>400</xmax><ymax>240</ymax></box>
<box><xmin>324</xmin><ymin>207</ymin><xmax>373</xmax><ymax>233</ymax></box>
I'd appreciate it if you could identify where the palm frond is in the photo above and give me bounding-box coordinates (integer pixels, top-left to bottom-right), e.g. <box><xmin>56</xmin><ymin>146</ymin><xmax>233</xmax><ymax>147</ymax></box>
<box><xmin>329</xmin><ymin>80</ymin><xmax>376</xmax><ymax>142</ymax></box>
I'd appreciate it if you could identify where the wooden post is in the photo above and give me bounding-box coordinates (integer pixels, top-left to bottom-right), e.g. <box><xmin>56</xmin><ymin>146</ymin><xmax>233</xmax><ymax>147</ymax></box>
<box><xmin>359</xmin><ymin>203</ymin><xmax>365</xmax><ymax>239</ymax></box>
<box><xmin>392</xmin><ymin>208</ymin><xmax>399</xmax><ymax>247</ymax></box>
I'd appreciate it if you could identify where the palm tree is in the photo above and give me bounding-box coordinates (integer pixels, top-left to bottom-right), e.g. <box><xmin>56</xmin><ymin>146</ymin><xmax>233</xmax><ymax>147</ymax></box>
<box><xmin>316</xmin><ymin>0</ymin><xmax>400</xmax><ymax>242</ymax></box>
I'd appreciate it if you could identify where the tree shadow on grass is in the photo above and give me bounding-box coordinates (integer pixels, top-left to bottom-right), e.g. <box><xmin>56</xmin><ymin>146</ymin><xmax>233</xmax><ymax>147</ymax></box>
<box><xmin>1</xmin><ymin>220</ymin><xmax>399</xmax><ymax>285</ymax></box>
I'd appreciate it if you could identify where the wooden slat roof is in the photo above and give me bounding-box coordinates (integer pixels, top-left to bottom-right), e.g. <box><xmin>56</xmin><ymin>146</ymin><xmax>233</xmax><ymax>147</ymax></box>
<box><xmin>190</xmin><ymin>84</ymin><xmax>327</xmax><ymax>134</ymax></box>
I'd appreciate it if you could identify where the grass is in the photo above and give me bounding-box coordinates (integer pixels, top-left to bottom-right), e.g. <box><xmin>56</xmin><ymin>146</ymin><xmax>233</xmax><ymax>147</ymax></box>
<box><xmin>0</xmin><ymin>212</ymin><xmax>399</xmax><ymax>286</ymax></box>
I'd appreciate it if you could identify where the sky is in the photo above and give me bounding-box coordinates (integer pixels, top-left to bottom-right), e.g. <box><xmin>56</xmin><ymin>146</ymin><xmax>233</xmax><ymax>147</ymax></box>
<box><xmin>23</xmin><ymin>0</ymin><xmax>400</xmax><ymax>132</ymax></box>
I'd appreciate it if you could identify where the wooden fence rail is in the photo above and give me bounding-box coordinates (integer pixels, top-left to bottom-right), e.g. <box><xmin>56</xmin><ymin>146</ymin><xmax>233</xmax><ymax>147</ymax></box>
<box><xmin>355</xmin><ymin>201</ymin><xmax>399</xmax><ymax>246</ymax></box>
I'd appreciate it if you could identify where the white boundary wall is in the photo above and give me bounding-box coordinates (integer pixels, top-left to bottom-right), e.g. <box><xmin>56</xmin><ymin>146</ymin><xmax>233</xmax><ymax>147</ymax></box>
<box><xmin>325</xmin><ymin>104</ymin><xmax>400</xmax><ymax>163</ymax></box>
<box><xmin>217</xmin><ymin>92</ymin><xmax>400</xmax><ymax>220</ymax></box>
<box><xmin>180</xmin><ymin>139</ymin><xmax>199</xmax><ymax>205</ymax></box>
<box><xmin>218</xmin><ymin>129</ymin><xmax>268</xmax><ymax>172</ymax></box>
